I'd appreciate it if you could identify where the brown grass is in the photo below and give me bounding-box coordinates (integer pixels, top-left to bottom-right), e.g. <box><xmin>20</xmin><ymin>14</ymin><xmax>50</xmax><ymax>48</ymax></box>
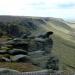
<box><xmin>0</xmin><ymin>62</ymin><xmax>42</xmax><ymax>72</ymax></box>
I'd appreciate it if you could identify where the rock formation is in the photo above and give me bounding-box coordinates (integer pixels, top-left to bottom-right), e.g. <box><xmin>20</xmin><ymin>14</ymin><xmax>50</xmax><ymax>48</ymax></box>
<box><xmin>8</xmin><ymin>49</ymin><xmax>28</xmax><ymax>55</ymax></box>
<box><xmin>0</xmin><ymin>31</ymin><xmax>59</xmax><ymax>71</ymax></box>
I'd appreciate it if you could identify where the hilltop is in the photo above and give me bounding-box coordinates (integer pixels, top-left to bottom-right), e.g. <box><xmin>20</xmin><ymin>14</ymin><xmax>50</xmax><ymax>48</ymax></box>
<box><xmin>0</xmin><ymin>16</ymin><xmax>75</xmax><ymax>72</ymax></box>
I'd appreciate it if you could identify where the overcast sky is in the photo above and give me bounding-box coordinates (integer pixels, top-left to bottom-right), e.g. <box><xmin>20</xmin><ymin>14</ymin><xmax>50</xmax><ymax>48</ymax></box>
<box><xmin>0</xmin><ymin>0</ymin><xmax>75</xmax><ymax>19</ymax></box>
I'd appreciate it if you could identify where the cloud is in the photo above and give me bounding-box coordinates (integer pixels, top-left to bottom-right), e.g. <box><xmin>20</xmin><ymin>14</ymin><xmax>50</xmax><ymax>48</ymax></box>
<box><xmin>57</xmin><ymin>3</ymin><xmax>75</xmax><ymax>9</ymax></box>
<box><xmin>0</xmin><ymin>0</ymin><xmax>75</xmax><ymax>19</ymax></box>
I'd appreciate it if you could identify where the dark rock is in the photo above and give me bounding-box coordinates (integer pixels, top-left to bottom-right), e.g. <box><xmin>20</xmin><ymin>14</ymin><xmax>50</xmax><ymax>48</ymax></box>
<box><xmin>8</xmin><ymin>49</ymin><xmax>28</xmax><ymax>55</ymax></box>
<box><xmin>6</xmin><ymin>38</ymin><xmax>29</xmax><ymax>50</ymax></box>
<box><xmin>0</xmin><ymin>50</ymin><xmax>8</xmax><ymax>54</ymax></box>
<box><xmin>46</xmin><ymin>56</ymin><xmax>59</xmax><ymax>70</ymax></box>
<box><xmin>0</xmin><ymin>57</ymin><xmax>11</xmax><ymax>62</ymax></box>
<box><xmin>12</xmin><ymin>43</ymin><xmax>28</xmax><ymax>51</ymax></box>
<box><xmin>0</xmin><ymin>31</ymin><xmax>3</xmax><ymax>38</ymax></box>
<box><xmin>21</xmin><ymin>32</ymin><xmax>31</xmax><ymax>39</ymax></box>
<box><xmin>29</xmin><ymin>37</ymin><xmax>53</xmax><ymax>54</ymax></box>
<box><xmin>6</xmin><ymin>38</ymin><xmax>25</xmax><ymax>44</ymax></box>
<box><xmin>28</xmin><ymin>31</ymin><xmax>53</xmax><ymax>54</ymax></box>
<box><xmin>27</xmin><ymin>32</ymin><xmax>55</xmax><ymax>69</ymax></box>
<box><xmin>37</xmin><ymin>31</ymin><xmax>53</xmax><ymax>38</ymax></box>
<box><xmin>11</xmin><ymin>54</ymin><xmax>30</xmax><ymax>62</ymax></box>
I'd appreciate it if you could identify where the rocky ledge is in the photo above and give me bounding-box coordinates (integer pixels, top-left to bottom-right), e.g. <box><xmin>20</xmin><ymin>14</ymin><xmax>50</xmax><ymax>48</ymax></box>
<box><xmin>0</xmin><ymin>31</ymin><xmax>59</xmax><ymax>71</ymax></box>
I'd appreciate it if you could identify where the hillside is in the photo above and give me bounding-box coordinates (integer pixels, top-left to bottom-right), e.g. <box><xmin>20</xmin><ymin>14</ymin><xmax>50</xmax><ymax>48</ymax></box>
<box><xmin>0</xmin><ymin>16</ymin><xmax>75</xmax><ymax>71</ymax></box>
<box><xmin>42</xmin><ymin>20</ymin><xmax>75</xmax><ymax>71</ymax></box>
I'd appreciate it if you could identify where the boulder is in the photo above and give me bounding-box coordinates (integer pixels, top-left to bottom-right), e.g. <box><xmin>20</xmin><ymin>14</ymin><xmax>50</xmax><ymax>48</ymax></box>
<box><xmin>6</xmin><ymin>38</ymin><xmax>29</xmax><ymax>50</ymax></box>
<box><xmin>36</xmin><ymin>31</ymin><xmax>53</xmax><ymax>38</ymax></box>
<box><xmin>11</xmin><ymin>54</ymin><xmax>30</xmax><ymax>62</ymax></box>
<box><xmin>8</xmin><ymin>49</ymin><xmax>28</xmax><ymax>55</ymax></box>
<box><xmin>0</xmin><ymin>57</ymin><xmax>11</xmax><ymax>62</ymax></box>
<box><xmin>0</xmin><ymin>50</ymin><xmax>8</xmax><ymax>54</ymax></box>
<box><xmin>6</xmin><ymin>38</ymin><xmax>28</xmax><ymax>51</ymax></box>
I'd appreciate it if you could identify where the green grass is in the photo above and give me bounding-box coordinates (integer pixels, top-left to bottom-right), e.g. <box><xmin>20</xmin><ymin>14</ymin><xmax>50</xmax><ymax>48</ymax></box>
<box><xmin>41</xmin><ymin>21</ymin><xmax>75</xmax><ymax>71</ymax></box>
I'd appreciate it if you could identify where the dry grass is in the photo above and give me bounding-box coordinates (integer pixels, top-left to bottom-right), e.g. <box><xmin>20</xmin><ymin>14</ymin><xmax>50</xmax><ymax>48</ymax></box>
<box><xmin>0</xmin><ymin>62</ymin><xmax>42</xmax><ymax>72</ymax></box>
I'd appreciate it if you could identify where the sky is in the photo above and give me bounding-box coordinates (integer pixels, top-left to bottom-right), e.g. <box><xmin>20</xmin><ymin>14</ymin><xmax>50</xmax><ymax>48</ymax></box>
<box><xmin>0</xmin><ymin>0</ymin><xmax>75</xmax><ymax>19</ymax></box>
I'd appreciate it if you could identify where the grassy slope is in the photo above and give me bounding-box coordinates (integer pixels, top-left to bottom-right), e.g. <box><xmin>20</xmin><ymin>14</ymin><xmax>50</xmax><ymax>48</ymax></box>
<box><xmin>69</xmin><ymin>23</ymin><xmax>75</xmax><ymax>28</ymax></box>
<box><xmin>41</xmin><ymin>20</ymin><xmax>75</xmax><ymax>71</ymax></box>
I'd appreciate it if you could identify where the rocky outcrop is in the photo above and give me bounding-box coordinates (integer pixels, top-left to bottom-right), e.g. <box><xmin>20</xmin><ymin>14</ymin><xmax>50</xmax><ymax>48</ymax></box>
<box><xmin>8</xmin><ymin>49</ymin><xmax>28</xmax><ymax>55</ymax></box>
<box><xmin>11</xmin><ymin>54</ymin><xmax>30</xmax><ymax>62</ymax></box>
<box><xmin>6</xmin><ymin>38</ymin><xmax>29</xmax><ymax>50</ymax></box>
<box><xmin>0</xmin><ymin>54</ymin><xmax>30</xmax><ymax>62</ymax></box>
<box><xmin>0</xmin><ymin>31</ymin><xmax>59</xmax><ymax>71</ymax></box>
<box><xmin>46</xmin><ymin>56</ymin><xmax>59</xmax><ymax>70</ymax></box>
<box><xmin>0</xmin><ymin>50</ymin><xmax>8</xmax><ymax>54</ymax></box>
<box><xmin>36</xmin><ymin>31</ymin><xmax>53</xmax><ymax>38</ymax></box>
<box><xmin>33</xmin><ymin>37</ymin><xmax>53</xmax><ymax>55</ymax></box>
<box><xmin>0</xmin><ymin>57</ymin><xmax>10</xmax><ymax>62</ymax></box>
